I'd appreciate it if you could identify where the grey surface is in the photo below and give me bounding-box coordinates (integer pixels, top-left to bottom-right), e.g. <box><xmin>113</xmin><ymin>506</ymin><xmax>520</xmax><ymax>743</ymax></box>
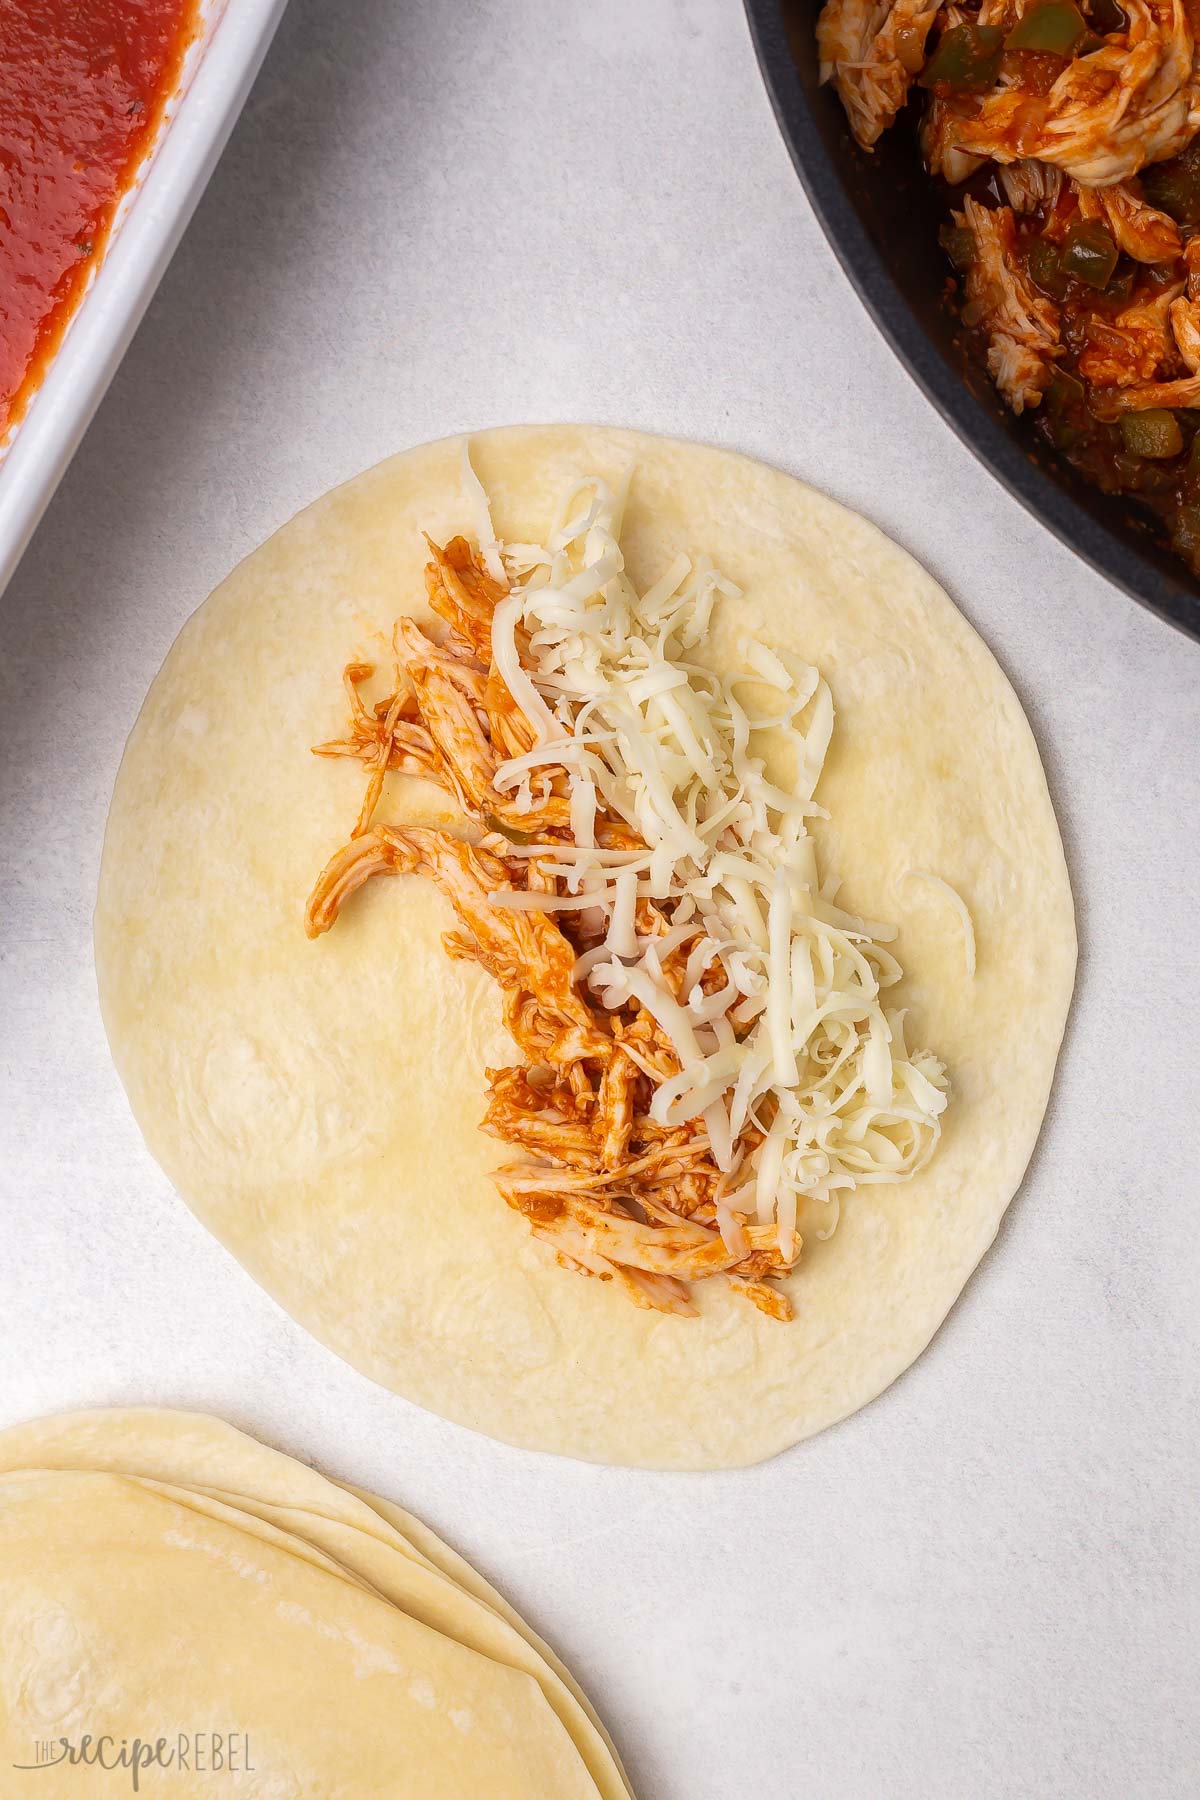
<box><xmin>2</xmin><ymin>4</ymin><xmax>1198</xmax><ymax>1797</ymax></box>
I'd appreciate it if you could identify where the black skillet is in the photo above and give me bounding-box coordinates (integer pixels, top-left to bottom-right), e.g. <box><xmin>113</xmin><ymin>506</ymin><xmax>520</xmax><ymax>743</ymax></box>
<box><xmin>744</xmin><ymin>0</ymin><xmax>1200</xmax><ymax>643</ymax></box>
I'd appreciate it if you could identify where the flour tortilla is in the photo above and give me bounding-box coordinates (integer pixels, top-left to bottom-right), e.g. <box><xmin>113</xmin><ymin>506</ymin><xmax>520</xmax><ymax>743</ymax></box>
<box><xmin>0</xmin><ymin>1408</ymin><xmax>632</xmax><ymax>1800</ymax></box>
<box><xmin>95</xmin><ymin>425</ymin><xmax>1076</xmax><ymax>1469</ymax></box>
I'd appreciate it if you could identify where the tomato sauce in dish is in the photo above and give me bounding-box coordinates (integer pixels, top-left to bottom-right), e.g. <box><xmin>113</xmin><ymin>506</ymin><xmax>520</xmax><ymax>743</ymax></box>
<box><xmin>0</xmin><ymin>0</ymin><xmax>202</xmax><ymax>437</ymax></box>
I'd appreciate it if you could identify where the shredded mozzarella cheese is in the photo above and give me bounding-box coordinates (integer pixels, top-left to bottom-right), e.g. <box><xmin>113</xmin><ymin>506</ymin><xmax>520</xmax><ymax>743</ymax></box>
<box><xmin>902</xmin><ymin>869</ymin><xmax>977</xmax><ymax>981</ymax></box>
<box><xmin>460</xmin><ymin>441</ymin><xmax>506</xmax><ymax>585</ymax></box>
<box><xmin>463</xmin><ymin>446</ymin><xmax>950</xmax><ymax>1242</ymax></box>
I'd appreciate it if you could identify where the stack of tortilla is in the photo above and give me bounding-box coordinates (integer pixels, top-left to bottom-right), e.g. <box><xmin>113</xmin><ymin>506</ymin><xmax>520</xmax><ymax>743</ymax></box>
<box><xmin>0</xmin><ymin>1409</ymin><xmax>633</xmax><ymax>1798</ymax></box>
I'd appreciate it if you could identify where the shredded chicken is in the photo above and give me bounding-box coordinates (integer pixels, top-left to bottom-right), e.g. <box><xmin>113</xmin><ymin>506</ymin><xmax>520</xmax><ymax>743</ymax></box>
<box><xmin>1170</xmin><ymin>291</ymin><xmax>1200</xmax><ymax>366</ymax></box>
<box><xmin>312</xmin><ymin>665</ymin><xmax>445</xmax><ymax>834</ymax></box>
<box><xmin>922</xmin><ymin>96</ymin><xmax>986</xmax><ymax>182</ymax></box>
<box><xmin>306</xmin><ymin>540</ymin><xmax>799</xmax><ymax>1322</ymax></box>
<box><xmin>999</xmin><ymin>158</ymin><xmax>1064</xmax><ymax>214</ymax></box>
<box><xmin>1090</xmin><ymin>366</ymin><xmax>1200</xmax><ymax>411</ymax></box>
<box><xmin>1078</xmin><ymin>280</ymin><xmax>1184</xmax><ymax>384</ymax></box>
<box><xmin>425</xmin><ymin>532</ymin><xmax>504</xmax><ymax>663</ymax></box>
<box><xmin>1075</xmin><ymin>179</ymin><xmax>1184</xmax><ymax>261</ymax></box>
<box><xmin>307</xmin><ymin>824</ymin><xmax>610</xmax><ymax>1065</ymax></box>
<box><xmin>817</xmin><ymin>0</ymin><xmax>943</xmax><ymax>148</ymax></box>
<box><xmin>959</xmin><ymin>196</ymin><xmax>1061</xmax><ymax>410</ymax></box>
<box><xmin>949</xmin><ymin>1</ymin><xmax>1200</xmax><ymax>187</ymax></box>
<box><xmin>496</xmin><ymin>1174</ymin><xmax>788</xmax><ymax>1283</ymax></box>
<box><xmin>1186</xmin><ymin>235</ymin><xmax>1200</xmax><ymax>297</ymax></box>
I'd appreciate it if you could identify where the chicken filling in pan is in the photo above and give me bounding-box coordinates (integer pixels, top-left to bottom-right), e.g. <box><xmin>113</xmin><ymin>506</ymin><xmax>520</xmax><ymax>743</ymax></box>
<box><xmin>819</xmin><ymin>0</ymin><xmax>1200</xmax><ymax>575</ymax></box>
<box><xmin>307</xmin><ymin>470</ymin><xmax>949</xmax><ymax>1319</ymax></box>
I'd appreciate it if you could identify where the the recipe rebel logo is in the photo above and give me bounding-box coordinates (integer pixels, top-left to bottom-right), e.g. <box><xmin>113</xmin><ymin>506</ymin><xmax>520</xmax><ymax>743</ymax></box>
<box><xmin>12</xmin><ymin>1732</ymin><xmax>255</xmax><ymax>1789</ymax></box>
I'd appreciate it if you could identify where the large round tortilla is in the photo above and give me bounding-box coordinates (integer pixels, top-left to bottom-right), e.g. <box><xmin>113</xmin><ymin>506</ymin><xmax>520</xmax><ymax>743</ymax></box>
<box><xmin>95</xmin><ymin>425</ymin><xmax>1075</xmax><ymax>1469</ymax></box>
<box><xmin>0</xmin><ymin>1408</ymin><xmax>632</xmax><ymax>1799</ymax></box>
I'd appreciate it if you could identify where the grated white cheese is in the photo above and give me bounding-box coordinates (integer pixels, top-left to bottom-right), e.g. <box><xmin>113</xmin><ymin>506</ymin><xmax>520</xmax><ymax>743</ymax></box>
<box><xmin>467</xmin><ymin>446</ymin><xmax>950</xmax><ymax>1235</ymax></box>
<box><xmin>461</xmin><ymin>442</ymin><xmax>506</xmax><ymax>585</ymax></box>
<box><xmin>902</xmin><ymin>869</ymin><xmax>977</xmax><ymax>981</ymax></box>
<box><xmin>604</xmin><ymin>868</ymin><xmax>639</xmax><ymax>959</ymax></box>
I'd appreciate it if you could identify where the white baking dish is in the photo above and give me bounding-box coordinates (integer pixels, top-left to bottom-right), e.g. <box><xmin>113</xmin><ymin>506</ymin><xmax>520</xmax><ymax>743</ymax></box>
<box><xmin>0</xmin><ymin>0</ymin><xmax>288</xmax><ymax>597</ymax></box>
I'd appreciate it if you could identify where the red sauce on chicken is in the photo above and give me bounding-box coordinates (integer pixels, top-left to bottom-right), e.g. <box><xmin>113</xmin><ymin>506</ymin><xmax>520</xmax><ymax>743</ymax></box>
<box><xmin>819</xmin><ymin>0</ymin><xmax>1200</xmax><ymax>578</ymax></box>
<box><xmin>0</xmin><ymin>0</ymin><xmax>201</xmax><ymax>437</ymax></box>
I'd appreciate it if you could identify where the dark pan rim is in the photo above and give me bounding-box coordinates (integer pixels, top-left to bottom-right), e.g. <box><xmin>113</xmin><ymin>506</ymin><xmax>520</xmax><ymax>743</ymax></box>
<box><xmin>744</xmin><ymin>0</ymin><xmax>1200</xmax><ymax>645</ymax></box>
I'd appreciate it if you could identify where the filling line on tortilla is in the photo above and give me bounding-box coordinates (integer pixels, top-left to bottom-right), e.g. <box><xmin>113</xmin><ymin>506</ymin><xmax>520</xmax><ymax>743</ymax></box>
<box><xmin>304</xmin><ymin>453</ymin><xmax>956</xmax><ymax>1321</ymax></box>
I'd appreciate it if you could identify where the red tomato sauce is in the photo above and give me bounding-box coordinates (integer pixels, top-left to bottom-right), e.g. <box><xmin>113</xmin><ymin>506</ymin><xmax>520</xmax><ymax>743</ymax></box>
<box><xmin>0</xmin><ymin>0</ymin><xmax>201</xmax><ymax>437</ymax></box>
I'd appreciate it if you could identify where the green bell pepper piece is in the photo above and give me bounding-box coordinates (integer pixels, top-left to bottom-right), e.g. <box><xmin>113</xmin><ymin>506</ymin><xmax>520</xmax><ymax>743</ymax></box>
<box><xmin>1119</xmin><ymin>410</ymin><xmax>1183</xmax><ymax>459</ymax></box>
<box><xmin>1006</xmin><ymin>1</ymin><xmax>1088</xmax><ymax>55</ymax></box>
<box><xmin>919</xmin><ymin>23</ymin><xmax>1003</xmax><ymax>91</ymax></box>
<box><xmin>1061</xmin><ymin>220</ymin><xmax>1119</xmax><ymax>288</ymax></box>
